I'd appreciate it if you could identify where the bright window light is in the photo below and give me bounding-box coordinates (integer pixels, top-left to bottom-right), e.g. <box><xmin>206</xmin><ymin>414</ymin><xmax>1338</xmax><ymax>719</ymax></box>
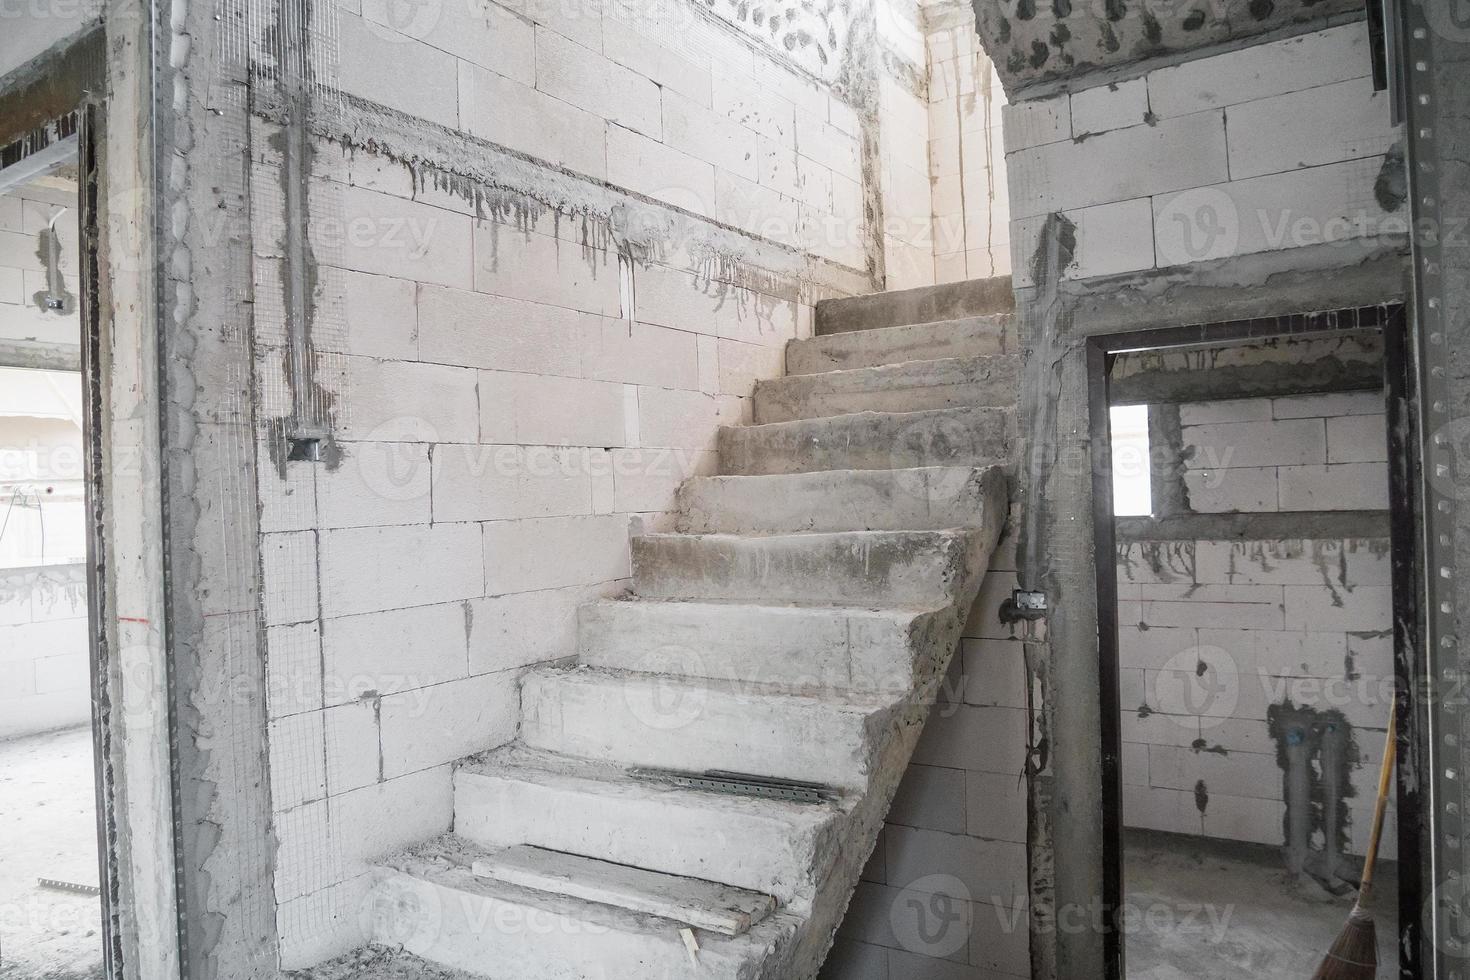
<box><xmin>1111</xmin><ymin>405</ymin><xmax>1153</xmax><ymax>517</ymax></box>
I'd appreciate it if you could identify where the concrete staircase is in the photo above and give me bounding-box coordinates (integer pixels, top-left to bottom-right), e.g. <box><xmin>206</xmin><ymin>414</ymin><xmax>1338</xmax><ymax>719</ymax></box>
<box><xmin>357</xmin><ymin>278</ymin><xmax>1018</xmax><ymax>979</ymax></box>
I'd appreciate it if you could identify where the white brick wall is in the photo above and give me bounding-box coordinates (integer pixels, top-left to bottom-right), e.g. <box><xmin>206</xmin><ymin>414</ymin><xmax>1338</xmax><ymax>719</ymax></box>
<box><xmin>925</xmin><ymin>9</ymin><xmax>1011</xmax><ymax>285</ymax></box>
<box><xmin>325</xmin><ymin>0</ymin><xmax>921</xmax><ymax>286</ymax></box>
<box><xmin>1180</xmin><ymin>391</ymin><xmax>1389</xmax><ymax>513</ymax></box>
<box><xmin>1003</xmin><ymin>22</ymin><xmax>1402</xmax><ymax>288</ymax></box>
<box><xmin>1118</xmin><ymin>538</ymin><xmax>1395</xmax><ymax>855</ymax></box>
<box><xmin>0</xmin><ymin>180</ymin><xmax>81</xmax><ymax>358</ymax></box>
<box><xmin>0</xmin><ymin>565</ymin><xmax>91</xmax><ymax>740</ymax></box>
<box><xmin>0</xmin><ymin>1</ymin><xmax>101</xmax><ymax>80</ymax></box>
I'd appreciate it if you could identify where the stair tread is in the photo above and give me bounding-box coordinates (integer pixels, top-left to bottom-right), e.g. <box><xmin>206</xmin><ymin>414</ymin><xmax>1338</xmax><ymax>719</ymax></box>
<box><xmin>526</xmin><ymin>663</ymin><xmax>905</xmax><ymax>712</ymax></box>
<box><xmin>460</xmin><ymin>744</ymin><xmax>856</xmax><ymax>815</ymax></box>
<box><xmin>786</xmin><ymin>314</ymin><xmax>1015</xmax><ymax>376</ymax></box>
<box><xmin>471</xmin><ymin>844</ymin><xmax>777</xmax><ymax>937</ymax></box>
<box><xmin>585</xmin><ymin>594</ymin><xmax>948</xmax><ymax>615</ymax></box>
<box><xmin>632</xmin><ymin>523</ymin><xmax>985</xmax><ymax>607</ymax></box>
<box><xmin>719</xmin><ymin>404</ymin><xmax>1014</xmax><ymax>477</ymax></box>
<box><xmin>381</xmin><ymin>835</ymin><xmax>805</xmax><ymax>947</ymax></box>
<box><xmin>636</xmin><ymin>526</ymin><xmax>978</xmax><ymax>544</ymax></box>
<box><xmin>753</xmin><ymin>354</ymin><xmax>1017</xmax><ymax>423</ymax></box>
<box><xmin>724</xmin><ymin>404</ymin><xmax>1013</xmax><ymax>437</ymax></box>
<box><xmin>814</xmin><ymin>276</ymin><xmax>1014</xmax><ymax>335</ymax></box>
<box><xmin>688</xmin><ymin>463</ymin><xmax>991</xmax><ymax>484</ymax></box>
<box><xmin>760</xmin><ymin>352</ymin><xmax>1018</xmax><ymax>387</ymax></box>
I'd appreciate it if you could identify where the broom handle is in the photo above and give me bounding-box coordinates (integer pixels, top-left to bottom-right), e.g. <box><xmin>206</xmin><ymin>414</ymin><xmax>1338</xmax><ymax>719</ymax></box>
<box><xmin>1359</xmin><ymin>703</ymin><xmax>1398</xmax><ymax>903</ymax></box>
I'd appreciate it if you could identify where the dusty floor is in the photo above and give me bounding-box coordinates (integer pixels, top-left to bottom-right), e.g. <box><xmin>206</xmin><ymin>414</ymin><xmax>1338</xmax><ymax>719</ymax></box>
<box><xmin>1125</xmin><ymin>832</ymin><xmax>1398</xmax><ymax>979</ymax></box>
<box><xmin>0</xmin><ymin>726</ymin><xmax>104</xmax><ymax>979</ymax></box>
<box><xmin>287</xmin><ymin>947</ymin><xmax>481</xmax><ymax>979</ymax></box>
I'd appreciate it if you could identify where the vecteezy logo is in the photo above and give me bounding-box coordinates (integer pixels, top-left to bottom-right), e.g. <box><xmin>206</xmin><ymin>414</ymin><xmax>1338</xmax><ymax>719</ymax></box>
<box><xmin>623</xmin><ymin>646</ymin><xmax>708</xmax><ymax>731</ymax></box>
<box><xmin>355</xmin><ymin>418</ymin><xmax>436</xmax><ymax>502</ymax></box>
<box><xmin>358</xmin><ymin>874</ymin><xmax>443</xmax><ymax>952</ymax></box>
<box><xmin>890</xmin><ymin>875</ymin><xmax>973</xmax><ymax>959</ymax></box>
<box><xmin>1154</xmin><ymin>644</ymin><xmax>1239</xmax><ymax>731</ymax></box>
<box><xmin>1424</xmin><ymin>0</ymin><xmax>1470</xmax><ymax>43</ymax></box>
<box><xmin>1426</xmin><ymin>417</ymin><xmax>1470</xmax><ymax>503</ymax></box>
<box><xmin>363</xmin><ymin>0</ymin><xmax>444</xmax><ymax>41</ymax></box>
<box><xmin>1425</xmin><ymin>872</ymin><xmax>1470</xmax><ymax>959</ymax></box>
<box><xmin>1155</xmin><ymin>187</ymin><xmax>1240</xmax><ymax>265</ymax></box>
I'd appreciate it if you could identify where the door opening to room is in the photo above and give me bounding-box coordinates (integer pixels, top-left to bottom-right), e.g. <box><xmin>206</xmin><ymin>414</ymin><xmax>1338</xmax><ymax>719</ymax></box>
<box><xmin>1090</xmin><ymin>307</ymin><xmax>1422</xmax><ymax>980</ymax></box>
<box><xmin>0</xmin><ymin>139</ymin><xmax>104</xmax><ymax>980</ymax></box>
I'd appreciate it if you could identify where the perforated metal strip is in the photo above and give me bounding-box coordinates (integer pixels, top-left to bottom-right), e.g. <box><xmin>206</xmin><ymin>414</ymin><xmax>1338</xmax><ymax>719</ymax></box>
<box><xmin>1398</xmin><ymin>1</ymin><xmax>1467</xmax><ymax>973</ymax></box>
<box><xmin>632</xmin><ymin>768</ymin><xmax>837</xmax><ymax>805</ymax></box>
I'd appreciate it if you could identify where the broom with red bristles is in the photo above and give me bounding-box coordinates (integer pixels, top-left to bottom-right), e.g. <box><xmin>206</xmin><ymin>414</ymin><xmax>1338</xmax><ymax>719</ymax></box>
<box><xmin>1311</xmin><ymin>703</ymin><xmax>1397</xmax><ymax>980</ymax></box>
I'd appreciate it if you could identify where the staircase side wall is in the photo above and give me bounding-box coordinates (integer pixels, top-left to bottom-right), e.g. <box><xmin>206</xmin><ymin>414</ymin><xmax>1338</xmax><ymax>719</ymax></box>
<box><xmin>824</xmin><ymin>515</ymin><xmax>1038</xmax><ymax>980</ymax></box>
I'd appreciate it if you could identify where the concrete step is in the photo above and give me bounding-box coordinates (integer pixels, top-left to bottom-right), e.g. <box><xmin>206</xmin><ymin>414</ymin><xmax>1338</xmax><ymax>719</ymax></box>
<box><xmin>519</xmin><ymin>666</ymin><xmax>900</xmax><ymax>791</ymax></box>
<box><xmin>676</xmin><ymin>465</ymin><xmax>1007</xmax><ymax>535</ymax></box>
<box><xmin>814</xmin><ymin>276</ymin><xmax>1013</xmax><ymax>335</ymax></box>
<box><xmin>718</xmin><ymin>405</ymin><xmax>1014</xmax><ymax>477</ymax></box>
<box><xmin>577</xmin><ymin>596</ymin><xmax>950</xmax><ymax>693</ymax></box>
<box><xmin>786</xmin><ymin>314</ymin><xmax>1016</xmax><ymax>375</ymax></box>
<box><xmin>631</xmin><ymin>528</ymin><xmax>981</xmax><ymax>606</ymax></box>
<box><xmin>753</xmin><ymin>354</ymin><xmax>1020</xmax><ymax>424</ymax></box>
<box><xmin>470</xmin><ymin>844</ymin><xmax>776</xmax><ymax>937</ymax></box>
<box><xmin>454</xmin><ymin>745</ymin><xmax>850</xmax><ymax>908</ymax></box>
<box><xmin>367</xmin><ymin>835</ymin><xmax>803</xmax><ymax>978</ymax></box>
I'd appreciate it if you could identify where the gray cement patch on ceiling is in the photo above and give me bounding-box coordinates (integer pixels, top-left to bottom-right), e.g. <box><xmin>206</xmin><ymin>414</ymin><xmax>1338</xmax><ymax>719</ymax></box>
<box><xmin>973</xmin><ymin>0</ymin><xmax>1365</xmax><ymax>92</ymax></box>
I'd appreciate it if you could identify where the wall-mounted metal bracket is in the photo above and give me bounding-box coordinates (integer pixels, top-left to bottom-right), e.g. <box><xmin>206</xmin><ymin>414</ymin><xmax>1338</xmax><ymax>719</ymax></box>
<box><xmin>1001</xmin><ymin>589</ymin><xmax>1048</xmax><ymax>621</ymax></box>
<box><xmin>1001</xmin><ymin>589</ymin><xmax>1049</xmax><ymax>642</ymax></box>
<box><xmin>286</xmin><ymin>437</ymin><xmax>323</xmax><ymax>463</ymax></box>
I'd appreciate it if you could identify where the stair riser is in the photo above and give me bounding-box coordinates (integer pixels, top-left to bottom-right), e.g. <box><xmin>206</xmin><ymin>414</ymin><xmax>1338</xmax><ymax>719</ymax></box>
<box><xmin>786</xmin><ymin>316</ymin><xmax>1014</xmax><ymax>375</ymax></box>
<box><xmin>454</xmin><ymin>769</ymin><xmax>838</xmax><ymax>906</ymax></box>
<box><xmin>753</xmin><ymin>380</ymin><xmax>1012</xmax><ymax>425</ymax></box>
<box><xmin>753</xmin><ymin>357</ymin><xmax>1019</xmax><ymax>425</ymax></box>
<box><xmin>676</xmin><ymin>466</ymin><xmax>1005</xmax><ymax>535</ymax></box>
<box><xmin>519</xmin><ymin>671</ymin><xmax>887</xmax><ymax>791</ymax></box>
<box><xmin>364</xmin><ymin>870</ymin><xmax>790</xmax><ymax>979</ymax></box>
<box><xmin>631</xmin><ymin>532</ymin><xmax>972</xmax><ymax>606</ymax></box>
<box><xmin>577</xmin><ymin>601</ymin><xmax>927</xmax><ymax>693</ymax></box>
<box><xmin>719</xmin><ymin>407</ymin><xmax>1013</xmax><ymax>476</ymax></box>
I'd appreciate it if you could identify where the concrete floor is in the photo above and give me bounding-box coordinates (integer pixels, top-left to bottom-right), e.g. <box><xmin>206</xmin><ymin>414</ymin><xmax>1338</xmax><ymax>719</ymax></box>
<box><xmin>0</xmin><ymin>726</ymin><xmax>104</xmax><ymax>979</ymax></box>
<box><xmin>1125</xmin><ymin>832</ymin><xmax>1398</xmax><ymax>979</ymax></box>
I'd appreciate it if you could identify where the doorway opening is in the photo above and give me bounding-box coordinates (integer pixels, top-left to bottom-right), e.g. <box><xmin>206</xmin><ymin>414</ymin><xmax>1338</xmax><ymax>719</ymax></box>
<box><xmin>0</xmin><ymin>144</ymin><xmax>103</xmax><ymax>979</ymax></box>
<box><xmin>1090</xmin><ymin>306</ymin><xmax>1422</xmax><ymax>980</ymax></box>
